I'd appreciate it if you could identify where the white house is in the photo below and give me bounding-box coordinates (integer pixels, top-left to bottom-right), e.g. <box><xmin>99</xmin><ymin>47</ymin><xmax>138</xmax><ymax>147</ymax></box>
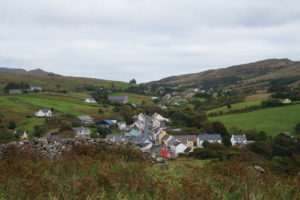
<box><xmin>73</xmin><ymin>127</ymin><xmax>91</xmax><ymax>136</ymax></box>
<box><xmin>35</xmin><ymin>109</ymin><xmax>52</xmax><ymax>117</ymax></box>
<box><xmin>30</xmin><ymin>86</ymin><xmax>42</xmax><ymax>91</ymax></box>
<box><xmin>231</xmin><ymin>135</ymin><xmax>247</xmax><ymax>146</ymax></box>
<box><xmin>197</xmin><ymin>134</ymin><xmax>222</xmax><ymax>147</ymax></box>
<box><xmin>282</xmin><ymin>98</ymin><xmax>292</xmax><ymax>104</ymax></box>
<box><xmin>170</xmin><ymin>141</ymin><xmax>187</xmax><ymax>156</ymax></box>
<box><xmin>117</xmin><ymin>121</ymin><xmax>126</xmax><ymax>130</ymax></box>
<box><xmin>152</xmin><ymin>113</ymin><xmax>169</xmax><ymax>122</ymax></box>
<box><xmin>85</xmin><ymin>98</ymin><xmax>97</xmax><ymax>103</ymax></box>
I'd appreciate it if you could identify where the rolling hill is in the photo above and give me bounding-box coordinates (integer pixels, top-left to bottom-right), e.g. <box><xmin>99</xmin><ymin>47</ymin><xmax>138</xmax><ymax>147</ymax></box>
<box><xmin>149</xmin><ymin>58</ymin><xmax>300</xmax><ymax>89</ymax></box>
<box><xmin>0</xmin><ymin>67</ymin><xmax>56</xmax><ymax>75</ymax></box>
<box><xmin>0</xmin><ymin>72</ymin><xmax>129</xmax><ymax>92</ymax></box>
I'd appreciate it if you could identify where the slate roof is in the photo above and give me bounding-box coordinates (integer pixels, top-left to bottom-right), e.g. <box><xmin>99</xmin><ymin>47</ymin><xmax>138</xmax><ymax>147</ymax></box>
<box><xmin>184</xmin><ymin>147</ymin><xmax>192</xmax><ymax>153</ymax></box>
<box><xmin>78</xmin><ymin>115</ymin><xmax>93</xmax><ymax>121</ymax></box>
<box><xmin>198</xmin><ymin>134</ymin><xmax>221</xmax><ymax>141</ymax></box>
<box><xmin>40</xmin><ymin>109</ymin><xmax>51</xmax><ymax>113</ymax></box>
<box><xmin>108</xmin><ymin>96</ymin><xmax>128</xmax><ymax>104</ymax></box>
<box><xmin>162</xmin><ymin>135</ymin><xmax>169</xmax><ymax>141</ymax></box>
<box><xmin>232</xmin><ymin>135</ymin><xmax>247</xmax><ymax>141</ymax></box>
<box><xmin>167</xmin><ymin>138</ymin><xmax>177</xmax><ymax>146</ymax></box>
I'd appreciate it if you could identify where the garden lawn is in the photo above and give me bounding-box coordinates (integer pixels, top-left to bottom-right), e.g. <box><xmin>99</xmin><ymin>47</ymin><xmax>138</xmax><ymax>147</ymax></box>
<box><xmin>209</xmin><ymin>104</ymin><xmax>300</xmax><ymax>136</ymax></box>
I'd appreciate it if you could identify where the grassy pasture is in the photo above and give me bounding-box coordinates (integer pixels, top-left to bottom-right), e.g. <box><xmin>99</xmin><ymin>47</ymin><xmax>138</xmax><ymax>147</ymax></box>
<box><xmin>207</xmin><ymin>100</ymin><xmax>262</xmax><ymax>114</ymax></box>
<box><xmin>109</xmin><ymin>92</ymin><xmax>153</xmax><ymax>105</ymax></box>
<box><xmin>210</xmin><ymin>104</ymin><xmax>300</xmax><ymax>136</ymax></box>
<box><xmin>10</xmin><ymin>93</ymin><xmax>103</xmax><ymax>116</ymax></box>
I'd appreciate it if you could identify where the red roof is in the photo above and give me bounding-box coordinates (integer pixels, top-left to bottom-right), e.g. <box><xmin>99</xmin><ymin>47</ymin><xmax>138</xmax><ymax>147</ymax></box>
<box><xmin>160</xmin><ymin>149</ymin><xmax>170</xmax><ymax>158</ymax></box>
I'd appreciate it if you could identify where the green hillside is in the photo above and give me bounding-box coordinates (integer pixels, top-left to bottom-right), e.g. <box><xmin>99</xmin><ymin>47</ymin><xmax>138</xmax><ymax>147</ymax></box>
<box><xmin>207</xmin><ymin>100</ymin><xmax>262</xmax><ymax>114</ymax></box>
<box><xmin>210</xmin><ymin>104</ymin><xmax>300</xmax><ymax>136</ymax></box>
<box><xmin>149</xmin><ymin>58</ymin><xmax>300</xmax><ymax>90</ymax></box>
<box><xmin>0</xmin><ymin>72</ymin><xmax>130</xmax><ymax>92</ymax></box>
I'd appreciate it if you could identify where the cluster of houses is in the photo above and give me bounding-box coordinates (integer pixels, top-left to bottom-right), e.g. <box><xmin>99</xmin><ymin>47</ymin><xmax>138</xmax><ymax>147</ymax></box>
<box><xmin>104</xmin><ymin>112</ymin><xmax>251</xmax><ymax>158</ymax></box>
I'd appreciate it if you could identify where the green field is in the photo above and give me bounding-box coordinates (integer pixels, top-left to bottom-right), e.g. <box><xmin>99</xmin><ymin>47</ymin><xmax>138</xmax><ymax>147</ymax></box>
<box><xmin>9</xmin><ymin>93</ymin><xmax>103</xmax><ymax>116</ymax></box>
<box><xmin>109</xmin><ymin>92</ymin><xmax>153</xmax><ymax>105</ymax></box>
<box><xmin>210</xmin><ymin>104</ymin><xmax>300</xmax><ymax>136</ymax></box>
<box><xmin>207</xmin><ymin>100</ymin><xmax>262</xmax><ymax>114</ymax></box>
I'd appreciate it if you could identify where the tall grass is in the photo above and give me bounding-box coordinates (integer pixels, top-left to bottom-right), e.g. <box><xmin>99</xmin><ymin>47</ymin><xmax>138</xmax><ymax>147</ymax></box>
<box><xmin>0</xmin><ymin>145</ymin><xmax>299</xmax><ymax>200</ymax></box>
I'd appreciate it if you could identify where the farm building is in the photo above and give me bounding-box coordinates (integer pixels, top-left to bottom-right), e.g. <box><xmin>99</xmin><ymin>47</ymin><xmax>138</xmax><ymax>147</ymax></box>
<box><xmin>197</xmin><ymin>134</ymin><xmax>222</xmax><ymax>147</ymax></box>
<box><xmin>231</xmin><ymin>135</ymin><xmax>247</xmax><ymax>146</ymax></box>
<box><xmin>35</xmin><ymin>109</ymin><xmax>52</xmax><ymax>117</ymax></box>
<box><xmin>85</xmin><ymin>98</ymin><xmax>97</xmax><ymax>103</ymax></box>
<box><xmin>73</xmin><ymin>127</ymin><xmax>91</xmax><ymax>136</ymax></box>
<box><xmin>108</xmin><ymin>96</ymin><xmax>128</xmax><ymax>104</ymax></box>
<box><xmin>77</xmin><ymin>115</ymin><xmax>94</xmax><ymax>124</ymax></box>
<box><xmin>95</xmin><ymin>120</ymin><xmax>117</xmax><ymax>127</ymax></box>
<box><xmin>9</xmin><ymin>89</ymin><xmax>22</xmax><ymax>94</ymax></box>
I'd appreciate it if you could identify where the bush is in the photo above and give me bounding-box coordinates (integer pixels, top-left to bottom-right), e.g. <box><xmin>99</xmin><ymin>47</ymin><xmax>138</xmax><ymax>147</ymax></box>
<box><xmin>246</xmin><ymin>141</ymin><xmax>272</xmax><ymax>159</ymax></box>
<box><xmin>33</xmin><ymin>125</ymin><xmax>44</xmax><ymax>137</ymax></box>
<box><xmin>7</xmin><ymin>120</ymin><xmax>16</xmax><ymax>130</ymax></box>
<box><xmin>261</xmin><ymin>99</ymin><xmax>283</xmax><ymax>108</ymax></box>
<box><xmin>222</xmin><ymin>136</ymin><xmax>232</xmax><ymax>147</ymax></box>
<box><xmin>189</xmin><ymin>148</ymin><xmax>218</xmax><ymax>160</ymax></box>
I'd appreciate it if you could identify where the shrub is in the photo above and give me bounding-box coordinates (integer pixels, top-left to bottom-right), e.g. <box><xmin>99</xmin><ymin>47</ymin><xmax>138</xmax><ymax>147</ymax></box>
<box><xmin>246</xmin><ymin>141</ymin><xmax>272</xmax><ymax>159</ymax></box>
<box><xmin>7</xmin><ymin>120</ymin><xmax>16</xmax><ymax>130</ymax></box>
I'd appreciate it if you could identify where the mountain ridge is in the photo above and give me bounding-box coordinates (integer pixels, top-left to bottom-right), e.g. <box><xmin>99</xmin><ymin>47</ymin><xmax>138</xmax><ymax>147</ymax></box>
<box><xmin>0</xmin><ymin>67</ymin><xmax>57</xmax><ymax>75</ymax></box>
<box><xmin>148</xmin><ymin>58</ymin><xmax>300</xmax><ymax>89</ymax></box>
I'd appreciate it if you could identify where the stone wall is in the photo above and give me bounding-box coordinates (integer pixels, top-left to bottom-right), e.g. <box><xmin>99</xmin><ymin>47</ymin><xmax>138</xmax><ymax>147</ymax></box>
<box><xmin>0</xmin><ymin>137</ymin><xmax>106</xmax><ymax>159</ymax></box>
<box><xmin>0</xmin><ymin>137</ymin><xmax>167</xmax><ymax>165</ymax></box>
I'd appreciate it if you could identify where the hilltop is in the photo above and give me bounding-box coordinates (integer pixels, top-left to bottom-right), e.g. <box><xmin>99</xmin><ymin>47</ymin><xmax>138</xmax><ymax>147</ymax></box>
<box><xmin>0</xmin><ymin>72</ymin><xmax>129</xmax><ymax>92</ymax></box>
<box><xmin>0</xmin><ymin>67</ymin><xmax>56</xmax><ymax>75</ymax></box>
<box><xmin>149</xmin><ymin>58</ymin><xmax>300</xmax><ymax>89</ymax></box>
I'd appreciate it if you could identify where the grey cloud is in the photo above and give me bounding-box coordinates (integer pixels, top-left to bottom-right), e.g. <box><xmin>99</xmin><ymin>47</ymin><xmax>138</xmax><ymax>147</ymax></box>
<box><xmin>0</xmin><ymin>0</ymin><xmax>300</xmax><ymax>82</ymax></box>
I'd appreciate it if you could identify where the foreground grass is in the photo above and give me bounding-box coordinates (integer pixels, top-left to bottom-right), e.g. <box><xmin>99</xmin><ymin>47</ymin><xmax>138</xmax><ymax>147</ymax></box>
<box><xmin>210</xmin><ymin>104</ymin><xmax>300</xmax><ymax>136</ymax></box>
<box><xmin>0</xmin><ymin>146</ymin><xmax>299</xmax><ymax>200</ymax></box>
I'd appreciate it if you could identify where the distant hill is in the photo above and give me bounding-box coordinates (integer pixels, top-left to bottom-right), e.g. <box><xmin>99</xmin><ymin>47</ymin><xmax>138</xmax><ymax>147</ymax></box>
<box><xmin>0</xmin><ymin>67</ymin><xmax>56</xmax><ymax>75</ymax></box>
<box><xmin>0</xmin><ymin>72</ymin><xmax>129</xmax><ymax>92</ymax></box>
<box><xmin>148</xmin><ymin>58</ymin><xmax>300</xmax><ymax>89</ymax></box>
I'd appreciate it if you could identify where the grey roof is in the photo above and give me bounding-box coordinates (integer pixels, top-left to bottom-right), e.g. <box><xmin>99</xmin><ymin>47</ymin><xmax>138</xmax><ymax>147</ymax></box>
<box><xmin>174</xmin><ymin>141</ymin><xmax>183</xmax><ymax>146</ymax></box>
<box><xmin>150</xmin><ymin>145</ymin><xmax>163</xmax><ymax>153</ymax></box>
<box><xmin>173</xmin><ymin>135</ymin><xmax>196</xmax><ymax>140</ymax></box>
<box><xmin>108</xmin><ymin>96</ymin><xmax>128</xmax><ymax>104</ymax></box>
<box><xmin>232</xmin><ymin>135</ymin><xmax>247</xmax><ymax>141</ymax></box>
<box><xmin>78</xmin><ymin>115</ymin><xmax>93</xmax><ymax>121</ymax></box>
<box><xmin>40</xmin><ymin>109</ymin><xmax>51</xmax><ymax>113</ymax></box>
<box><xmin>198</xmin><ymin>134</ymin><xmax>221</xmax><ymax>141</ymax></box>
<box><xmin>184</xmin><ymin>147</ymin><xmax>192</xmax><ymax>153</ymax></box>
<box><xmin>162</xmin><ymin>135</ymin><xmax>169</xmax><ymax>141</ymax></box>
<box><xmin>167</xmin><ymin>138</ymin><xmax>177</xmax><ymax>146</ymax></box>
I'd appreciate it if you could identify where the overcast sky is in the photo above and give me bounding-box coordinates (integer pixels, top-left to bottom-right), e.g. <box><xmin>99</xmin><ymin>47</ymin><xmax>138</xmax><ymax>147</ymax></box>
<box><xmin>0</xmin><ymin>0</ymin><xmax>300</xmax><ymax>83</ymax></box>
